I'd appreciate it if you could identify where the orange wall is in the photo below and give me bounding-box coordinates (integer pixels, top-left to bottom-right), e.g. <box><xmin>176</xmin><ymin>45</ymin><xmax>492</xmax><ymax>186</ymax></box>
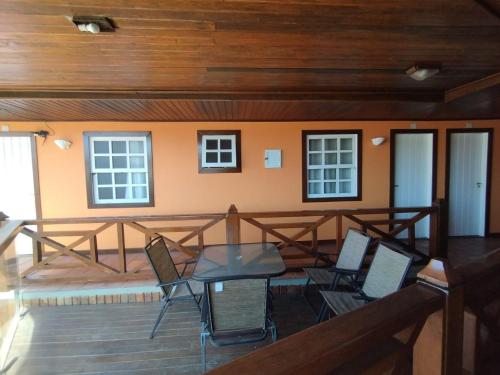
<box><xmin>6</xmin><ymin>120</ymin><xmax>500</xmax><ymax>237</ymax></box>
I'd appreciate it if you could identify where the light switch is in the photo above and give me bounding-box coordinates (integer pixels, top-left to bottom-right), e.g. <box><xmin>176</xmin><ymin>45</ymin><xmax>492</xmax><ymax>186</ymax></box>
<box><xmin>264</xmin><ymin>149</ymin><xmax>281</xmax><ymax>168</ymax></box>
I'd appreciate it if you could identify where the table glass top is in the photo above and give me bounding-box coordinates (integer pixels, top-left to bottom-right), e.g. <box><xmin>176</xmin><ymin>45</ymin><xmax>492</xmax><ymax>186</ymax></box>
<box><xmin>192</xmin><ymin>243</ymin><xmax>286</xmax><ymax>281</ymax></box>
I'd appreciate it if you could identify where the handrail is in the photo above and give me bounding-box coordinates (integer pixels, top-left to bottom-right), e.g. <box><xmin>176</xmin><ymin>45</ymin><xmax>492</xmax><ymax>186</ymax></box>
<box><xmin>238</xmin><ymin>205</ymin><xmax>433</xmax><ymax>218</ymax></box>
<box><xmin>22</xmin><ymin>213</ymin><xmax>226</xmax><ymax>225</ymax></box>
<box><xmin>0</xmin><ymin>220</ymin><xmax>23</xmax><ymax>257</ymax></box>
<box><xmin>207</xmin><ymin>284</ymin><xmax>444</xmax><ymax>375</ymax></box>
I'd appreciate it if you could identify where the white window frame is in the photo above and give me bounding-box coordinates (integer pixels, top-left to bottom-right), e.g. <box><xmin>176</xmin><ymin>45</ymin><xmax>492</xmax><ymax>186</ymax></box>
<box><xmin>84</xmin><ymin>132</ymin><xmax>153</xmax><ymax>208</ymax></box>
<box><xmin>304</xmin><ymin>132</ymin><xmax>360</xmax><ymax>200</ymax></box>
<box><xmin>201</xmin><ymin>134</ymin><xmax>237</xmax><ymax>168</ymax></box>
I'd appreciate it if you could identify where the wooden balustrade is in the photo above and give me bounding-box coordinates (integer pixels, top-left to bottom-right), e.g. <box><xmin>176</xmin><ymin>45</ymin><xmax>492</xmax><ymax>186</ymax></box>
<box><xmin>20</xmin><ymin>214</ymin><xmax>226</xmax><ymax>278</ymax></box>
<box><xmin>16</xmin><ymin>200</ymin><xmax>445</xmax><ymax>280</ymax></box>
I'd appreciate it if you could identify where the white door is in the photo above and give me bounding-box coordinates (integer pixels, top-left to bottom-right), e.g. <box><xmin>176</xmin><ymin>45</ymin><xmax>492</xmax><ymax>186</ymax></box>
<box><xmin>448</xmin><ymin>132</ymin><xmax>488</xmax><ymax>236</ymax></box>
<box><xmin>0</xmin><ymin>135</ymin><xmax>37</xmax><ymax>254</ymax></box>
<box><xmin>393</xmin><ymin>133</ymin><xmax>434</xmax><ymax>238</ymax></box>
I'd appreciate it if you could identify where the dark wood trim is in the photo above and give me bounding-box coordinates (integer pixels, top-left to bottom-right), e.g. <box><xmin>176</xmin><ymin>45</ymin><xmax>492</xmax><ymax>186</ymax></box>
<box><xmin>389</xmin><ymin>129</ymin><xmax>438</xmax><ymax>209</ymax></box>
<box><xmin>0</xmin><ymin>89</ymin><xmax>444</xmax><ymax>102</ymax></box>
<box><xmin>445</xmin><ymin>72</ymin><xmax>500</xmax><ymax>103</ymax></box>
<box><xmin>302</xmin><ymin>129</ymin><xmax>363</xmax><ymax>203</ymax></box>
<box><xmin>445</xmin><ymin>128</ymin><xmax>493</xmax><ymax>236</ymax></box>
<box><xmin>197</xmin><ymin>130</ymin><xmax>242</xmax><ymax>174</ymax></box>
<box><xmin>83</xmin><ymin>131</ymin><xmax>155</xmax><ymax>209</ymax></box>
<box><xmin>474</xmin><ymin>0</ymin><xmax>500</xmax><ymax>19</ymax></box>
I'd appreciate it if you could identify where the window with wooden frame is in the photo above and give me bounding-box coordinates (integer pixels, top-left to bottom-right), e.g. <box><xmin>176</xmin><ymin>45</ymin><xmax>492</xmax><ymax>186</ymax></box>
<box><xmin>302</xmin><ymin>130</ymin><xmax>362</xmax><ymax>202</ymax></box>
<box><xmin>84</xmin><ymin>132</ymin><xmax>154</xmax><ymax>208</ymax></box>
<box><xmin>197</xmin><ymin>130</ymin><xmax>241</xmax><ymax>173</ymax></box>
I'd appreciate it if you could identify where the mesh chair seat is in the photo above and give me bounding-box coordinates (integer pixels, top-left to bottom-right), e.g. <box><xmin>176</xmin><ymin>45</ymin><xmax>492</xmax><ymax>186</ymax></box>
<box><xmin>318</xmin><ymin>243</ymin><xmax>412</xmax><ymax>321</ymax></box>
<box><xmin>320</xmin><ymin>291</ymin><xmax>365</xmax><ymax>316</ymax></box>
<box><xmin>303</xmin><ymin>267</ymin><xmax>352</xmax><ymax>287</ymax></box>
<box><xmin>171</xmin><ymin>280</ymin><xmax>204</xmax><ymax>299</ymax></box>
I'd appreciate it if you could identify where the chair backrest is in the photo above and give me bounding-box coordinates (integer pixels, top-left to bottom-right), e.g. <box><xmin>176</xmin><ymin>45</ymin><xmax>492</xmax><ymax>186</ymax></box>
<box><xmin>144</xmin><ymin>236</ymin><xmax>179</xmax><ymax>297</ymax></box>
<box><xmin>335</xmin><ymin>228</ymin><xmax>371</xmax><ymax>271</ymax></box>
<box><xmin>207</xmin><ymin>278</ymin><xmax>267</xmax><ymax>334</ymax></box>
<box><xmin>361</xmin><ymin>243</ymin><xmax>412</xmax><ymax>299</ymax></box>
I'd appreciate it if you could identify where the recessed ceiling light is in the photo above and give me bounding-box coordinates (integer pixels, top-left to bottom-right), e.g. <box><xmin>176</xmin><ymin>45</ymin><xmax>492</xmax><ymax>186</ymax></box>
<box><xmin>72</xmin><ymin>16</ymin><xmax>117</xmax><ymax>33</ymax></box>
<box><xmin>406</xmin><ymin>63</ymin><xmax>441</xmax><ymax>81</ymax></box>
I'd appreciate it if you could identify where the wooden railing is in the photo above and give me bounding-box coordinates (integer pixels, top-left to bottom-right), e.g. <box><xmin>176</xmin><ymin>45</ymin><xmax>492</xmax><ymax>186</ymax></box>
<box><xmin>20</xmin><ymin>213</ymin><xmax>226</xmax><ymax>278</ymax></box>
<box><xmin>0</xmin><ymin>216</ymin><xmax>23</xmax><ymax>371</ymax></box>
<box><xmin>207</xmin><ymin>249</ymin><xmax>500</xmax><ymax>375</ymax></box>
<box><xmin>16</xmin><ymin>199</ymin><xmax>446</xmax><ymax>279</ymax></box>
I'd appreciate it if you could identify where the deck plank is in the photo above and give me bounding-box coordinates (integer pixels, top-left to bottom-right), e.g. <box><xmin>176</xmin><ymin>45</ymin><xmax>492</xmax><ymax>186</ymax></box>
<box><xmin>5</xmin><ymin>295</ymin><xmax>315</xmax><ymax>375</ymax></box>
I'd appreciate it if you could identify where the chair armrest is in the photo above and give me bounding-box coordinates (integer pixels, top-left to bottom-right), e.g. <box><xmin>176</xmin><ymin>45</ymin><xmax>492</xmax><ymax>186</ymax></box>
<box><xmin>353</xmin><ymin>291</ymin><xmax>377</xmax><ymax>302</ymax></box>
<box><xmin>176</xmin><ymin>258</ymin><xmax>198</xmax><ymax>277</ymax></box>
<box><xmin>156</xmin><ymin>279</ymin><xmax>188</xmax><ymax>288</ymax></box>
<box><xmin>313</xmin><ymin>251</ymin><xmax>334</xmax><ymax>267</ymax></box>
<box><xmin>328</xmin><ymin>267</ymin><xmax>360</xmax><ymax>276</ymax></box>
<box><xmin>174</xmin><ymin>258</ymin><xmax>197</xmax><ymax>266</ymax></box>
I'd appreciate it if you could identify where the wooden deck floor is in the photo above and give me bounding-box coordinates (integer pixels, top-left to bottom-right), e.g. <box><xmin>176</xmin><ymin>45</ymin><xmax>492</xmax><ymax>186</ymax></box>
<box><xmin>4</xmin><ymin>295</ymin><xmax>316</xmax><ymax>375</ymax></box>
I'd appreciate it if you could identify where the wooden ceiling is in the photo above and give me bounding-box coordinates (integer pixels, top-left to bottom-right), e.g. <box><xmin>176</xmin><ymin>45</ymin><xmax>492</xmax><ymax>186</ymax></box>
<box><xmin>0</xmin><ymin>0</ymin><xmax>499</xmax><ymax>121</ymax></box>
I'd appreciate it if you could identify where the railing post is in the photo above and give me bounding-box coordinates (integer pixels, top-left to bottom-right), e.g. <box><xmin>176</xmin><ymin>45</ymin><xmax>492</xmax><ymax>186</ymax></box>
<box><xmin>414</xmin><ymin>259</ymin><xmax>464</xmax><ymax>375</ymax></box>
<box><xmin>226</xmin><ymin>204</ymin><xmax>240</xmax><ymax>244</ymax></box>
<box><xmin>116</xmin><ymin>223</ymin><xmax>126</xmax><ymax>273</ymax></box>
<box><xmin>429</xmin><ymin>199</ymin><xmax>448</xmax><ymax>259</ymax></box>
<box><xmin>336</xmin><ymin>214</ymin><xmax>343</xmax><ymax>253</ymax></box>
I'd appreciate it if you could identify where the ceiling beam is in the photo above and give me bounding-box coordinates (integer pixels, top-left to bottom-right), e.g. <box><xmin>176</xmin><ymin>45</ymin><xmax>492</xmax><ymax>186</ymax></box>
<box><xmin>474</xmin><ymin>0</ymin><xmax>500</xmax><ymax>19</ymax></box>
<box><xmin>0</xmin><ymin>90</ymin><xmax>443</xmax><ymax>103</ymax></box>
<box><xmin>445</xmin><ymin>72</ymin><xmax>500</xmax><ymax>103</ymax></box>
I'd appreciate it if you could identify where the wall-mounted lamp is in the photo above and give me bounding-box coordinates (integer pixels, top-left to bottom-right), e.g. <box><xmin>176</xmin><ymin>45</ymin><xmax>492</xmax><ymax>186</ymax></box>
<box><xmin>371</xmin><ymin>137</ymin><xmax>386</xmax><ymax>146</ymax></box>
<box><xmin>54</xmin><ymin>139</ymin><xmax>72</xmax><ymax>150</ymax></box>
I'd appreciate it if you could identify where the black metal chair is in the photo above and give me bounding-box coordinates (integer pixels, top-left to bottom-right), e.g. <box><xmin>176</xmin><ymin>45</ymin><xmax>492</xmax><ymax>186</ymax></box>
<box><xmin>199</xmin><ymin>278</ymin><xmax>276</xmax><ymax>372</ymax></box>
<box><xmin>318</xmin><ymin>242</ymin><xmax>413</xmax><ymax>321</ymax></box>
<box><xmin>144</xmin><ymin>236</ymin><xmax>203</xmax><ymax>339</ymax></box>
<box><xmin>303</xmin><ymin>228</ymin><xmax>372</xmax><ymax>316</ymax></box>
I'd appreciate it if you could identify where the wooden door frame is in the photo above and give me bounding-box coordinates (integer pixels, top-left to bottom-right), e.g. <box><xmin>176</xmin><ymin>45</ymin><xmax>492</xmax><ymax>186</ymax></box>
<box><xmin>445</xmin><ymin>128</ymin><xmax>493</xmax><ymax>237</ymax></box>
<box><xmin>389</xmin><ymin>129</ymin><xmax>438</xmax><ymax>209</ymax></box>
<box><xmin>0</xmin><ymin>132</ymin><xmax>43</xmax><ymax>220</ymax></box>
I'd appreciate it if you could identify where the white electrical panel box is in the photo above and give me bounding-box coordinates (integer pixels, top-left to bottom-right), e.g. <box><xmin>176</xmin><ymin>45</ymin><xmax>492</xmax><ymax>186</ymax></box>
<box><xmin>264</xmin><ymin>149</ymin><xmax>281</xmax><ymax>168</ymax></box>
<box><xmin>214</xmin><ymin>282</ymin><xmax>224</xmax><ymax>292</ymax></box>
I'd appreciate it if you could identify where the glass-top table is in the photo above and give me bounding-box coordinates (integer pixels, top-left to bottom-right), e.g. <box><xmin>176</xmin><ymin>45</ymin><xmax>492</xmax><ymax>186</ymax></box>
<box><xmin>192</xmin><ymin>242</ymin><xmax>286</xmax><ymax>282</ymax></box>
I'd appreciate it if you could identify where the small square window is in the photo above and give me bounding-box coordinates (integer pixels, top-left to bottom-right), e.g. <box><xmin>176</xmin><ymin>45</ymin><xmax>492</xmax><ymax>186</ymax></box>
<box><xmin>198</xmin><ymin>130</ymin><xmax>241</xmax><ymax>173</ymax></box>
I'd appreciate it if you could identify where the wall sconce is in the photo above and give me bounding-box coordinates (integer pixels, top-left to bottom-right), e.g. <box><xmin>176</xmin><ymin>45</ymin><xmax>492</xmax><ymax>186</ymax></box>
<box><xmin>54</xmin><ymin>139</ymin><xmax>72</xmax><ymax>150</ymax></box>
<box><xmin>371</xmin><ymin>137</ymin><xmax>386</xmax><ymax>146</ymax></box>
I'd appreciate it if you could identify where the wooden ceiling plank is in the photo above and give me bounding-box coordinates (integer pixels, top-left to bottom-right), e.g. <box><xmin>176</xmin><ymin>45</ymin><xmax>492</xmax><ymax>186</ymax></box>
<box><xmin>2</xmin><ymin>0</ymin><xmax>497</xmax><ymax>26</ymax></box>
<box><xmin>445</xmin><ymin>72</ymin><xmax>500</xmax><ymax>103</ymax></box>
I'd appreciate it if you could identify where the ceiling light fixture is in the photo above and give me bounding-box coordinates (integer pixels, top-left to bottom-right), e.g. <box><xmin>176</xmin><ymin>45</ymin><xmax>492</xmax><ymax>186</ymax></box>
<box><xmin>406</xmin><ymin>63</ymin><xmax>441</xmax><ymax>81</ymax></box>
<box><xmin>72</xmin><ymin>16</ymin><xmax>117</xmax><ymax>33</ymax></box>
<box><xmin>77</xmin><ymin>22</ymin><xmax>100</xmax><ymax>34</ymax></box>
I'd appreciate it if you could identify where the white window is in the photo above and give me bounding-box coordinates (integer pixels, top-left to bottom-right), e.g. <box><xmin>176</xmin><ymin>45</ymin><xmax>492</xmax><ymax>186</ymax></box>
<box><xmin>198</xmin><ymin>130</ymin><xmax>241</xmax><ymax>173</ymax></box>
<box><xmin>202</xmin><ymin>135</ymin><xmax>237</xmax><ymax>168</ymax></box>
<box><xmin>304</xmin><ymin>131</ymin><xmax>361</xmax><ymax>201</ymax></box>
<box><xmin>84</xmin><ymin>132</ymin><xmax>153</xmax><ymax>207</ymax></box>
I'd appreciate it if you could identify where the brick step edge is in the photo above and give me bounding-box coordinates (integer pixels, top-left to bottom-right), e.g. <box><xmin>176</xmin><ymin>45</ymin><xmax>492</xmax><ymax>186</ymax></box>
<box><xmin>22</xmin><ymin>285</ymin><xmax>306</xmax><ymax>307</ymax></box>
